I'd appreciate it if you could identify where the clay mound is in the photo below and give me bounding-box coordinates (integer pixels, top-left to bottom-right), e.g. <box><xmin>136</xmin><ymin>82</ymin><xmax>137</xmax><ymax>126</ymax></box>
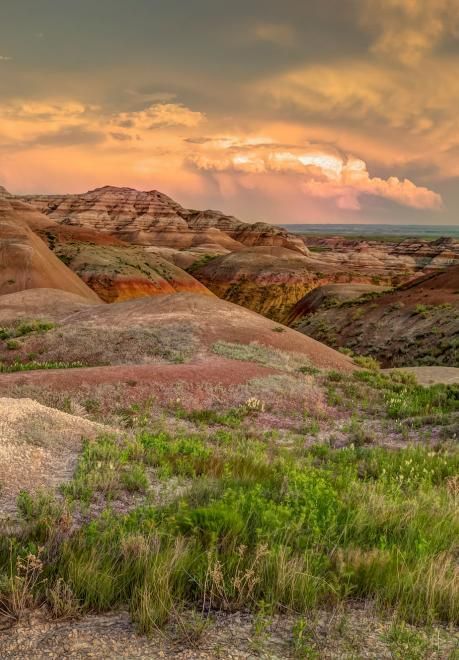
<box><xmin>58</xmin><ymin>292</ymin><xmax>355</xmax><ymax>371</ymax></box>
<box><xmin>297</xmin><ymin>266</ymin><xmax>459</xmax><ymax>368</ymax></box>
<box><xmin>289</xmin><ymin>284</ymin><xmax>388</xmax><ymax>322</ymax></box>
<box><xmin>51</xmin><ymin>243</ymin><xmax>213</xmax><ymax>303</ymax></box>
<box><xmin>0</xmin><ymin>397</ymin><xmax>105</xmax><ymax>515</ymax></box>
<box><xmin>0</xmin><ymin>199</ymin><xmax>100</xmax><ymax>302</ymax></box>
<box><xmin>192</xmin><ymin>246</ymin><xmax>319</xmax><ymax>322</ymax></box>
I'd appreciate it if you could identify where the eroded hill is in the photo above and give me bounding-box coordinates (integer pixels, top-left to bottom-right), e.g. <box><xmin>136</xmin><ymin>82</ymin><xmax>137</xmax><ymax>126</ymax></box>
<box><xmin>294</xmin><ymin>268</ymin><xmax>459</xmax><ymax>367</ymax></box>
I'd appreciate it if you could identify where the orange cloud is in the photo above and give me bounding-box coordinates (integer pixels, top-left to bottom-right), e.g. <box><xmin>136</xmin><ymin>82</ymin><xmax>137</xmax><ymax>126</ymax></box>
<box><xmin>361</xmin><ymin>0</ymin><xmax>459</xmax><ymax>66</ymax></box>
<box><xmin>0</xmin><ymin>95</ymin><xmax>444</xmax><ymax>216</ymax></box>
<box><xmin>110</xmin><ymin>103</ymin><xmax>206</xmax><ymax>133</ymax></box>
<box><xmin>188</xmin><ymin>141</ymin><xmax>442</xmax><ymax>210</ymax></box>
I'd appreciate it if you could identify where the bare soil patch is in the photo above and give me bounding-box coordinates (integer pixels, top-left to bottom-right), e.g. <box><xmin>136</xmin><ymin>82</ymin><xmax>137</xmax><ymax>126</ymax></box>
<box><xmin>0</xmin><ymin>398</ymin><xmax>105</xmax><ymax>516</ymax></box>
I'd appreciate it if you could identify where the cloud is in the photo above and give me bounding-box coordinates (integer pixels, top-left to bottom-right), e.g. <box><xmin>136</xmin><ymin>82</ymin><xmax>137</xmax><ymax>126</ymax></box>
<box><xmin>188</xmin><ymin>139</ymin><xmax>442</xmax><ymax>211</ymax></box>
<box><xmin>111</xmin><ymin>103</ymin><xmax>205</xmax><ymax>133</ymax></box>
<box><xmin>0</xmin><ymin>91</ymin><xmax>445</xmax><ymax>220</ymax></box>
<box><xmin>254</xmin><ymin>55</ymin><xmax>459</xmax><ymax>184</ymax></box>
<box><xmin>110</xmin><ymin>132</ymin><xmax>134</xmax><ymax>142</ymax></box>
<box><xmin>253</xmin><ymin>22</ymin><xmax>297</xmax><ymax>47</ymax></box>
<box><xmin>0</xmin><ymin>56</ymin><xmax>12</xmax><ymax>61</ymax></box>
<box><xmin>360</xmin><ymin>0</ymin><xmax>459</xmax><ymax>66</ymax></box>
<box><xmin>1</xmin><ymin>100</ymin><xmax>88</xmax><ymax>120</ymax></box>
<box><xmin>30</xmin><ymin>125</ymin><xmax>105</xmax><ymax>147</ymax></box>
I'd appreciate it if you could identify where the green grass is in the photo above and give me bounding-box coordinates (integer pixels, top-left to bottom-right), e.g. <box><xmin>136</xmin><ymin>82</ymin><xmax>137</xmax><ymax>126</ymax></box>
<box><xmin>324</xmin><ymin>369</ymin><xmax>459</xmax><ymax>426</ymax></box>
<box><xmin>0</xmin><ymin>360</ymin><xmax>85</xmax><ymax>373</ymax></box>
<box><xmin>1</xmin><ymin>369</ymin><xmax>458</xmax><ymax>638</ymax></box>
<box><xmin>211</xmin><ymin>340</ymin><xmax>314</xmax><ymax>372</ymax></box>
<box><xmin>0</xmin><ymin>320</ymin><xmax>55</xmax><ymax>340</ymax></box>
<box><xmin>1</xmin><ymin>428</ymin><xmax>458</xmax><ymax>634</ymax></box>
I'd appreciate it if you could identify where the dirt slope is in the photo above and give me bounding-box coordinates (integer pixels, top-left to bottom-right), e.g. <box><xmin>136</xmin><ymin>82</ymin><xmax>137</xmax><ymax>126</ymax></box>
<box><xmin>0</xmin><ymin>289</ymin><xmax>99</xmax><ymax>324</ymax></box>
<box><xmin>289</xmin><ymin>283</ymin><xmax>388</xmax><ymax>322</ymax></box>
<box><xmin>0</xmin><ymin>289</ymin><xmax>355</xmax><ymax>373</ymax></box>
<box><xmin>295</xmin><ymin>266</ymin><xmax>459</xmax><ymax>367</ymax></box>
<box><xmin>0</xmin><ymin>196</ymin><xmax>100</xmax><ymax>302</ymax></box>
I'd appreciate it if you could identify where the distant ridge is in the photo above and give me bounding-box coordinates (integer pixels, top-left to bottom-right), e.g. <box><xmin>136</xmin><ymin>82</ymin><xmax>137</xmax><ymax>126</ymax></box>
<box><xmin>281</xmin><ymin>223</ymin><xmax>459</xmax><ymax>239</ymax></box>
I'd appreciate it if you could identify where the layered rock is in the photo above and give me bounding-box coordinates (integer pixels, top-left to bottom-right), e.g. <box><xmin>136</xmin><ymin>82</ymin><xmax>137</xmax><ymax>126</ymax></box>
<box><xmin>192</xmin><ymin>246</ymin><xmax>320</xmax><ymax>322</ymax></box>
<box><xmin>48</xmin><ymin>242</ymin><xmax>213</xmax><ymax>303</ymax></box>
<box><xmin>21</xmin><ymin>186</ymin><xmax>308</xmax><ymax>254</ymax></box>
<box><xmin>300</xmin><ymin>235</ymin><xmax>459</xmax><ymax>276</ymax></box>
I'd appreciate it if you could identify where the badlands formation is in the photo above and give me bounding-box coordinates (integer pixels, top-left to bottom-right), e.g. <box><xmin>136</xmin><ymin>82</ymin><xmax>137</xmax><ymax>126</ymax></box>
<box><xmin>20</xmin><ymin>186</ymin><xmax>459</xmax><ymax>320</ymax></box>
<box><xmin>1</xmin><ymin>184</ymin><xmax>458</xmax><ymax>368</ymax></box>
<box><xmin>1</xmin><ymin>182</ymin><xmax>459</xmax><ymax>659</ymax></box>
<box><xmin>21</xmin><ymin>185</ymin><xmax>307</xmax><ymax>253</ymax></box>
<box><xmin>295</xmin><ymin>266</ymin><xmax>459</xmax><ymax>367</ymax></box>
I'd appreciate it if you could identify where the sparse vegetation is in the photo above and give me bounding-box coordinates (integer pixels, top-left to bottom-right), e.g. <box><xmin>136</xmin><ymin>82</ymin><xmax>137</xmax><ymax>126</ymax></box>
<box><xmin>0</xmin><ymin>360</ymin><xmax>85</xmax><ymax>373</ymax></box>
<box><xmin>353</xmin><ymin>354</ymin><xmax>381</xmax><ymax>370</ymax></box>
<box><xmin>1</xmin><ymin>427</ymin><xmax>458</xmax><ymax>637</ymax></box>
<box><xmin>212</xmin><ymin>340</ymin><xmax>315</xmax><ymax>372</ymax></box>
<box><xmin>0</xmin><ymin>320</ymin><xmax>55</xmax><ymax>340</ymax></box>
<box><xmin>1</xmin><ymin>363</ymin><xmax>459</xmax><ymax>642</ymax></box>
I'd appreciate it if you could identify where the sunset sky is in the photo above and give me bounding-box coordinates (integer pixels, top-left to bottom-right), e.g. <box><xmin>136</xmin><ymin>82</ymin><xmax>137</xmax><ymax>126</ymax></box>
<box><xmin>1</xmin><ymin>1</ymin><xmax>459</xmax><ymax>225</ymax></box>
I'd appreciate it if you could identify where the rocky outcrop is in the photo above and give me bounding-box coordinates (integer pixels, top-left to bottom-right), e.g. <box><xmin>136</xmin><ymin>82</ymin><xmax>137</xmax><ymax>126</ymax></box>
<box><xmin>20</xmin><ymin>186</ymin><xmax>308</xmax><ymax>254</ymax></box>
<box><xmin>48</xmin><ymin>243</ymin><xmax>213</xmax><ymax>303</ymax></box>
<box><xmin>295</xmin><ymin>266</ymin><xmax>459</xmax><ymax>367</ymax></box>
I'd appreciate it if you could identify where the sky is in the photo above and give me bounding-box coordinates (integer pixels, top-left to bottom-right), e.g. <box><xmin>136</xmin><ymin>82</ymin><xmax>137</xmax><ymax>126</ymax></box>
<box><xmin>0</xmin><ymin>0</ymin><xmax>458</xmax><ymax>225</ymax></box>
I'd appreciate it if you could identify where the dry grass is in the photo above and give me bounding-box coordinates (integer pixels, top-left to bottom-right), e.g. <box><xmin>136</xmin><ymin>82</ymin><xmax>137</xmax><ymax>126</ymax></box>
<box><xmin>1</xmin><ymin>324</ymin><xmax>199</xmax><ymax>367</ymax></box>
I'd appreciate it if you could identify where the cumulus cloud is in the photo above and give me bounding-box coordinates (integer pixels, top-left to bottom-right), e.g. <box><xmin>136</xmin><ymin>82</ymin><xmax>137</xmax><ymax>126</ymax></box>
<box><xmin>0</xmin><ymin>94</ymin><xmax>444</xmax><ymax>217</ymax></box>
<box><xmin>360</xmin><ymin>0</ymin><xmax>459</xmax><ymax>66</ymax></box>
<box><xmin>188</xmin><ymin>139</ymin><xmax>442</xmax><ymax>211</ymax></box>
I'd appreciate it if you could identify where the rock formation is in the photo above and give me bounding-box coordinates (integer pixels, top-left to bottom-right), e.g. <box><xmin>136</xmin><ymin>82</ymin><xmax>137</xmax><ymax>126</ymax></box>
<box><xmin>48</xmin><ymin>242</ymin><xmax>213</xmax><ymax>303</ymax></box>
<box><xmin>299</xmin><ymin>234</ymin><xmax>459</xmax><ymax>276</ymax></box>
<box><xmin>21</xmin><ymin>186</ymin><xmax>308</xmax><ymax>254</ymax></box>
<box><xmin>0</xmin><ymin>194</ymin><xmax>100</xmax><ymax>302</ymax></box>
<box><xmin>191</xmin><ymin>246</ymin><xmax>321</xmax><ymax>322</ymax></box>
